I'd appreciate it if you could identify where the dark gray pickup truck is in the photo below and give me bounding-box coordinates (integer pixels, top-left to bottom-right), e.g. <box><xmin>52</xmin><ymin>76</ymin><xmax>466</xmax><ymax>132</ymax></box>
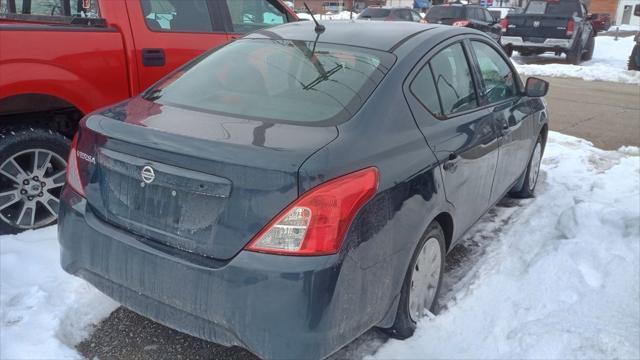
<box><xmin>500</xmin><ymin>0</ymin><xmax>595</xmax><ymax>65</ymax></box>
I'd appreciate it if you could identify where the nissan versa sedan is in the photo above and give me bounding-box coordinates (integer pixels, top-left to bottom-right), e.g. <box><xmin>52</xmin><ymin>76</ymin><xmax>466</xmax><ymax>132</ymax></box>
<box><xmin>59</xmin><ymin>21</ymin><xmax>549</xmax><ymax>359</ymax></box>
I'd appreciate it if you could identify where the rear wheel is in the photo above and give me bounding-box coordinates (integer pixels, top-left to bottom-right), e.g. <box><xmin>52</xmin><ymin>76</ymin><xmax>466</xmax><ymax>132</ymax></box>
<box><xmin>503</xmin><ymin>47</ymin><xmax>514</xmax><ymax>58</ymax></box>
<box><xmin>386</xmin><ymin>221</ymin><xmax>445</xmax><ymax>339</ymax></box>
<box><xmin>510</xmin><ymin>136</ymin><xmax>543</xmax><ymax>199</ymax></box>
<box><xmin>582</xmin><ymin>35</ymin><xmax>595</xmax><ymax>61</ymax></box>
<box><xmin>0</xmin><ymin>127</ymin><xmax>70</xmax><ymax>234</ymax></box>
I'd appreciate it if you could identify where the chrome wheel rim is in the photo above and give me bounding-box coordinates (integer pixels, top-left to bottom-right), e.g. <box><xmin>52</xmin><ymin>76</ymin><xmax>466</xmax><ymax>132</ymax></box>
<box><xmin>409</xmin><ymin>237</ymin><xmax>442</xmax><ymax>322</ymax></box>
<box><xmin>0</xmin><ymin>149</ymin><xmax>67</xmax><ymax>230</ymax></box>
<box><xmin>529</xmin><ymin>142</ymin><xmax>542</xmax><ymax>191</ymax></box>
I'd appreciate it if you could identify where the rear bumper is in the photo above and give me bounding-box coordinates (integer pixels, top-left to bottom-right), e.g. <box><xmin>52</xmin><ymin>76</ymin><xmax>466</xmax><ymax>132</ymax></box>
<box><xmin>58</xmin><ymin>188</ymin><xmax>364</xmax><ymax>360</ymax></box>
<box><xmin>501</xmin><ymin>36</ymin><xmax>573</xmax><ymax>51</ymax></box>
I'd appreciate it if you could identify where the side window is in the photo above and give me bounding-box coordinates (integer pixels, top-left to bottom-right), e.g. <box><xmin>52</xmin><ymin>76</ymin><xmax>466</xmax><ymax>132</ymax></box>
<box><xmin>141</xmin><ymin>0</ymin><xmax>213</xmax><ymax>32</ymax></box>
<box><xmin>225</xmin><ymin>0</ymin><xmax>287</xmax><ymax>34</ymax></box>
<box><xmin>398</xmin><ymin>9</ymin><xmax>412</xmax><ymax>21</ymax></box>
<box><xmin>410</xmin><ymin>64</ymin><xmax>442</xmax><ymax>117</ymax></box>
<box><xmin>484</xmin><ymin>9</ymin><xmax>494</xmax><ymax>22</ymax></box>
<box><xmin>471</xmin><ymin>41</ymin><xmax>517</xmax><ymax>103</ymax></box>
<box><xmin>429</xmin><ymin>43</ymin><xmax>478</xmax><ymax>116</ymax></box>
<box><xmin>411</xmin><ymin>11</ymin><xmax>422</xmax><ymax>22</ymax></box>
<box><xmin>1</xmin><ymin>0</ymin><xmax>100</xmax><ymax>17</ymax></box>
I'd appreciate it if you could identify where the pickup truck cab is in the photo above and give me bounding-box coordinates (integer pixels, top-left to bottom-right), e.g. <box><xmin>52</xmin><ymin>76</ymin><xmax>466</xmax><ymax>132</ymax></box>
<box><xmin>500</xmin><ymin>0</ymin><xmax>595</xmax><ymax>65</ymax></box>
<box><xmin>0</xmin><ymin>0</ymin><xmax>297</xmax><ymax>234</ymax></box>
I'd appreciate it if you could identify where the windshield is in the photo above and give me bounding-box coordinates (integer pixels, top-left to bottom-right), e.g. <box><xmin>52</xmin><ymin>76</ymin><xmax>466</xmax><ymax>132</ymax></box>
<box><xmin>358</xmin><ymin>8</ymin><xmax>391</xmax><ymax>19</ymax></box>
<box><xmin>525</xmin><ymin>1</ymin><xmax>578</xmax><ymax>16</ymax></box>
<box><xmin>145</xmin><ymin>39</ymin><xmax>395</xmax><ymax>125</ymax></box>
<box><xmin>426</xmin><ymin>6</ymin><xmax>465</xmax><ymax>21</ymax></box>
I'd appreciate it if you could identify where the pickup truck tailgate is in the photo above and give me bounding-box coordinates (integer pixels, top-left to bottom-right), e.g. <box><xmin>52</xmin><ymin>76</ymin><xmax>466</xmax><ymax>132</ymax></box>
<box><xmin>507</xmin><ymin>15</ymin><xmax>572</xmax><ymax>40</ymax></box>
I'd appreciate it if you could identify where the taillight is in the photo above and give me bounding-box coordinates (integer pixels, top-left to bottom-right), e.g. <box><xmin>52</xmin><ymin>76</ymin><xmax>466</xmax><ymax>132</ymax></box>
<box><xmin>246</xmin><ymin>167</ymin><xmax>379</xmax><ymax>256</ymax></box>
<box><xmin>566</xmin><ymin>19</ymin><xmax>575</xmax><ymax>36</ymax></box>
<box><xmin>453</xmin><ymin>20</ymin><xmax>470</xmax><ymax>27</ymax></box>
<box><xmin>500</xmin><ymin>18</ymin><xmax>508</xmax><ymax>32</ymax></box>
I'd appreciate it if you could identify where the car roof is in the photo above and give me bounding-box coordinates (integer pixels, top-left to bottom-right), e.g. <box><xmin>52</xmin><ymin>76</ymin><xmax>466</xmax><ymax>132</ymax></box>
<box><xmin>246</xmin><ymin>20</ymin><xmax>440</xmax><ymax>52</ymax></box>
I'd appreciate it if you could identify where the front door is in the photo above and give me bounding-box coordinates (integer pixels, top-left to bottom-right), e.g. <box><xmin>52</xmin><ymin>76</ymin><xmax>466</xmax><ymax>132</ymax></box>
<box><xmin>127</xmin><ymin>0</ymin><xmax>228</xmax><ymax>92</ymax></box>
<box><xmin>405</xmin><ymin>40</ymin><xmax>501</xmax><ymax>238</ymax></box>
<box><xmin>467</xmin><ymin>39</ymin><xmax>538</xmax><ymax>204</ymax></box>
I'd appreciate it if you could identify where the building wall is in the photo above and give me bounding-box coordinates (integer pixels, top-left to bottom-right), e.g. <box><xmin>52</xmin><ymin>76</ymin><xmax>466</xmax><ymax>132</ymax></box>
<box><xmin>616</xmin><ymin>0</ymin><xmax>640</xmax><ymax>25</ymax></box>
<box><xmin>294</xmin><ymin>0</ymin><xmax>387</xmax><ymax>13</ymax></box>
<box><xmin>588</xmin><ymin>0</ymin><xmax>619</xmax><ymax>18</ymax></box>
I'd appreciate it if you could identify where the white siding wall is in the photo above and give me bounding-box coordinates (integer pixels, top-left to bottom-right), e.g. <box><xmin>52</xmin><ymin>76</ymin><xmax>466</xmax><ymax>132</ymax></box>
<box><xmin>617</xmin><ymin>0</ymin><xmax>640</xmax><ymax>26</ymax></box>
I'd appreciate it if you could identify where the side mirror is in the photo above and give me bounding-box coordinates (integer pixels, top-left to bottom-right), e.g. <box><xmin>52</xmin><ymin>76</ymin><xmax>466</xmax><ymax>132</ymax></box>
<box><xmin>525</xmin><ymin>77</ymin><xmax>549</xmax><ymax>97</ymax></box>
<box><xmin>635</xmin><ymin>4</ymin><xmax>640</xmax><ymax>17</ymax></box>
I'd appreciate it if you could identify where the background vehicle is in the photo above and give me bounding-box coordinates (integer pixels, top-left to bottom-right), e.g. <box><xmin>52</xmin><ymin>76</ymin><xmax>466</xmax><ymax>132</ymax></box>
<box><xmin>358</xmin><ymin>6</ymin><xmax>424</xmax><ymax>22</ymax></box>
<box><xmin>426</xmin><ymin>4</ymin><xmax>502</xmax><ymax>42</ymax></box>
<box><xmin>59</xmin><ymin>21</ymin><xmax>549</xmax><ymax>360</ymax></box>
<box><xmin>590</xmin><ymin>13</ymin><xmax>611</xmax><ymax>32</ymax></box>
<box><xmin>500</xmin><ymin>0</ymin><xmax>596</xmax><ymax>65</ymax></box>
<box><xmin>488</xmin><ymin>6</ymin><xmax>523</xmax><ymax>20</ymax></box>
<box><xmin>629</xmin><ymin>4</ymin><xmax>640</xmax><ymax>71</ymax></box>
<box><xmin>0</xmin><ymin>0</ymin><xmax>297</xmax><ymax>234</ymax></box>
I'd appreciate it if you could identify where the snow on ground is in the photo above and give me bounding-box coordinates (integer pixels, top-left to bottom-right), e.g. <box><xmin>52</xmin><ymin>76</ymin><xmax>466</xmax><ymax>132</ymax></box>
<box><xmin>609</xmin><ymin>24</ymin><xmax>640</xmax><ymax>32</ymax></box>
<box><xmin>1</xmin><ymin>132</ymin><xmax>639</xmax><ymax>359</ymax></box>
<box><xmin>368</xmin><ymin>132</ymin><xmax>640</xmax><ymax>359</ymax></box>
<box><xmin>513</xmin><ymin>35</ymin><xmax>640</xmax><ymax>84</ymax></box>
<box><xmin>0</xmin><ymin>227</ymin><xmax>118</xmax><ymax>359</ymax></box>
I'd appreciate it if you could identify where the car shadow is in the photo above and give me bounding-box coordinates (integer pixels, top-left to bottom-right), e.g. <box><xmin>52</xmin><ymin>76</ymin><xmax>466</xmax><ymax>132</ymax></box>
<box><xmin>78</xmin><ymin>195</ymin><xmax>530</xmax><ymax>360</ymax></box>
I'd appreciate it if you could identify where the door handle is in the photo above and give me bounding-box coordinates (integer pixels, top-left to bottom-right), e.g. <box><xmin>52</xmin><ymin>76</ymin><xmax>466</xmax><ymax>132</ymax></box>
<box><xmin>142</xmin><ymin>48</ymin><xmax>165</xmax><ymax>67</ymax></box>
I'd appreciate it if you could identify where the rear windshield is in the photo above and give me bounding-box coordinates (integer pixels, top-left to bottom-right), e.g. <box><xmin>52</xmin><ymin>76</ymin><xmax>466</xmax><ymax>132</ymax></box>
<box><xmin>144</xmin><ymin>39</ymin><xmax>395</xmax><ymax>125</ymax></box>
<box><xmin>358</xmin><ymin>8</ymin><xmax>391</xmax><ymax>19</ymax></box>
<box><xmin>525</xmin><ymin>1</ymin><xmax>579</xmax><ymax>16</ymax></box>
<box><xmin>426</xmin><ymin>6</ymin><xmax>465</xmax><ymax>21</ymax></box>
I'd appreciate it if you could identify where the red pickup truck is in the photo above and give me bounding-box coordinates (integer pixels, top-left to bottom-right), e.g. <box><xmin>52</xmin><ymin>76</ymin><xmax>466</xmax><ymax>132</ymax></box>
<box><xmin>0</xmin><ymin>0</ymin><xmax>297</xmax><ymax>234</ymax></box>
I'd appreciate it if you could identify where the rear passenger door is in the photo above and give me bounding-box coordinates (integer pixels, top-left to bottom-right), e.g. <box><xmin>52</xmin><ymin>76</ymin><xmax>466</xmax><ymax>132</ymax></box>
<box><xmin>128</xmin><ymin>0</ymin><xmax>228</xmax><ymax>91</ymax></box>
<box><xmin>405</xmin><ymin>39</ymin><xmax>501</xmax><ymax>239</ymax></box>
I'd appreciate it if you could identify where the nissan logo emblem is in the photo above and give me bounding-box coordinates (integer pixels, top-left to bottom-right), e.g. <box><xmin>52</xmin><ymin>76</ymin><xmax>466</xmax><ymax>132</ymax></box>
<box><xmin>141</xmin><ymin>165</ymin><xmax>156</xmax><ymax>184</ymax></box>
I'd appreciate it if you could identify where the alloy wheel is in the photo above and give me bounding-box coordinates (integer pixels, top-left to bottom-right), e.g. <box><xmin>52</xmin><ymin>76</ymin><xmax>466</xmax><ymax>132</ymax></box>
<box><xmin>0</xmin><ymin>149</ymin><xmax>67</xmax><ymax>230</ymax></box>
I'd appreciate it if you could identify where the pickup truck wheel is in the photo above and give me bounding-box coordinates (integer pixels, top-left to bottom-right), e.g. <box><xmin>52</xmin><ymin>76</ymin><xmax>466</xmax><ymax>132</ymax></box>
<box><xmin>629</xmin><ymin>45</ymin><xmax>639</xmax><ymax>71</ymax></box>
<box><xmin>503</xmin><ymin>47</ymin><xmax>514</xmax><ymax>58</ymax></box>
<box><xmin>566</xmin><ymin>44</ymin><xmax>582</xmax><ymax>65</ymax></box>
<box><xmin>0</xmin><ymin>127</ymin><xmax>70</xmax><ymax>234</ymax></box>
<box><xmin>582</xmin><ymin>36</ymin><xmax>595</xmax><ymax>61</ymax></box>
<box><xmin>384</xmin><ymin>221</ymin><xmax>445</xmax><ymax>339</ymax></box>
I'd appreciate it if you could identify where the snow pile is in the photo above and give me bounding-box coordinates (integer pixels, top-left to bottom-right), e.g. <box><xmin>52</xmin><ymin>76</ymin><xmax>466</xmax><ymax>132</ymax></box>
<box><xmin>608</xmin><ymin>24</ymin><xmax>640</xmax><ymax>32</ymax></box>
<box><xmin>514</xmin><ymin>35</ymin><xmax>640</xmax><ymax>84</ymax></box>
<box><xmin>0</xmin><ymin>227</ymin><xmax>118</xmax><ymax>359</ymax></box>
<box><xmin>371</xmin><ymin>132</ymin><xmax>640</xmax><ymax>359</ymax></box>
<box><xmin>320</xmin><ymin>11</ymin><xmax>356</xmax><ymax>20</ymax></box>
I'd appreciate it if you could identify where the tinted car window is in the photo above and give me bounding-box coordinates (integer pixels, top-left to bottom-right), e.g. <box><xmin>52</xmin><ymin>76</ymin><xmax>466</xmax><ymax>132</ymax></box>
<box><xmin>1</xmin><ymin>0</ymin><xmax>99</xmax><ymax>16</ymax></box>
<box><xmin>426</xmin><ymin>6</ymin><xmax>465</xmax><ymax>21</ymax></box>
<box><xmin>358</xmin><ymin>8</ymin><xmax>391</xmax><ymax>19</ymax></box>
<box><xmin>411</xmin><ymin>10</ymin><xmax>422</xmax><ymax>22</ymax></box>
<box><xmin>526</xmin><ymin>0</ymin><xmax>579</xmax><ymax>16</ymax></box>
<box><xmin>471</xmin><ymin>41</ymin><xmax>516</xmax><ymax>104</ymax></box>
<box><xmin>146</xmin><ymin>40</ymin><xmax>394</xmax><ymax>125</ymax></box>
<box><xmin>411</xmin><ymin>65</ymin><xmax>442</xmax><ymax>117</ymax></box>
<box><xmin>225</xmin><ymin>0</ymin><xmax>287</xmax><ymax>33</ymax></box>
<box><xmin>394</xmin><ymin>9</ymin><xmax>412</xmax><ymax>21</ymax></box>
<box><xmin>429</xmin><ymin>43</ymin><xmax>477</xmax><ymax>116</ymax></box>
<box><xmin>141</xmin><ymin>0</ymin><xmax>213</xmax><ymax>32</ymax></box>
<box><xmin>483</xmin><ymin>9</ymin><xmax>494</xmax><ymax>22</ymax></box>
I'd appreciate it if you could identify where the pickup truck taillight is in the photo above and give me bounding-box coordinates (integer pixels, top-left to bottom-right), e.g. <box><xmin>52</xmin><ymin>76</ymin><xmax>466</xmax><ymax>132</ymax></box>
<box><xmin>246</xmin><ymin>167</ymin><xmax>379</xmax><ymax>256</ymax></box>
<box><xmin>566</xmin><ymin>19</ymin><xmax>575</xmax><ymax>36</ymax></box>
<box><xmin>500</xmin><ymin>18</ymin><xmax>508</xmax><ymax>32</ymax></box>
<box><xmin>66</xmin><ymin>132</ymin><xmax>94</xmax><ymax>197</ymax></box>
<box><xmin>453</xmin><ymin>20</ymin><xmax>470</xmax><ymax>27</ymax></box>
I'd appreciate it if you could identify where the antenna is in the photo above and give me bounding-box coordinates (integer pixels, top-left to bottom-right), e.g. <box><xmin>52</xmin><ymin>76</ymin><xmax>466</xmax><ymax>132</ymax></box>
<box><xmin>304</xmin><ymin>2</ymin><xmax>325</xmax><ymax>33</ymax></box>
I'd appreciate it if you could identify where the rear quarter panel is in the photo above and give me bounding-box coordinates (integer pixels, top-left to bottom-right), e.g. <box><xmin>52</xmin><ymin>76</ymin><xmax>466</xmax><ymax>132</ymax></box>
<box><xmin>0</xmin><ymin>25</ymin><xmax>130</xmax><ymax>115</ymax></box>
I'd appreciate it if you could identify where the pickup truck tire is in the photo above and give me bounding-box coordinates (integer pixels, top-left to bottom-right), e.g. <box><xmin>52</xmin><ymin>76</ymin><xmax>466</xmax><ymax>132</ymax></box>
<box><xmin>503</xmin><ymin>47</ymin><xmax>514</xmax><ymax>58</ymax></box>
<box><xmin>0</xmin><ymin>126</ymin><xmax>70</xmax><ymax>234</ymax></box>
<box><xmin>629</xmin><ymin>45</ymin><xmax>639</xmax><ymax>71</ymax></box>
<box><xmin>582</xmin><ymin>36</ymin><xmax>595</xmax><ymax>61</ymax></box>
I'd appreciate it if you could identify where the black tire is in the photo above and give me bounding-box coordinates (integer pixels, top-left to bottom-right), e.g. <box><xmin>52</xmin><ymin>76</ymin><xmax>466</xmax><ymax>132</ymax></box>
<box><xmin>0</xmin><ymin>126</ymin><xmax>71</xmax><ymax>235</ymax></box>
<box><xmin>510</xmin><ymin>135</ymin><xmax>543</xmax><ymax>199</ymax></box>
<box><xmin>385</xmin><ymin>221</ymin><xmax>446</xmax><ymax>339</ymax></box>
<box><xmin>566</xmin><ymin>42</ymin><xmax>582</xmax><ymax>65</ymax></box>
<box><xmin>629</xmin><ymin>45</ymin><xmax>639</xmax><ymax>71</ymax></box>
<box><xmin>582</xmin><ymin>35</ymin><xmax>595</xmax><ymax>61</ymax></box>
